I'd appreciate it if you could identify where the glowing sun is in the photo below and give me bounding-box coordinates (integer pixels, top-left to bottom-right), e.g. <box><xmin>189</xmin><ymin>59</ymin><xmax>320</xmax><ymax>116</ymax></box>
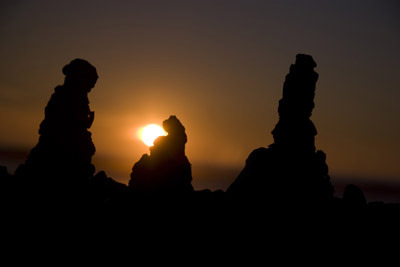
<box><xmin>139</xmin><ymin>124</ymin><xmax>167</xmax><ymax>146</ymax></box>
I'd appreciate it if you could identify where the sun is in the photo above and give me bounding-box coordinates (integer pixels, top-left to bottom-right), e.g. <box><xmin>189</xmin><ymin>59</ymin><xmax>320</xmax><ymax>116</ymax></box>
<box><xmin>139</xmin><ymin>124</ymin><xmax>167</xmax><ymax>146</ymax></box>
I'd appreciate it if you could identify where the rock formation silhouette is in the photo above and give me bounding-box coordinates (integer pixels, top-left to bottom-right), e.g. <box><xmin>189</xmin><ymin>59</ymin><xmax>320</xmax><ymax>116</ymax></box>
<box><xmin>1</xmin><ymin>54</ymin><xmax>398</xmax><ymax>213</ymax></box>
<box><xmin>227</xmin><ymin>54</ymin><xmax>334</xmax><ymax>205</ymax></box>
<box><xmin>88</xmin><ymin>171</ymin><xmax>128</xmax><ymax>207</ymax></box>
<box><xmin>0</xmin><ymin>166</ymin><xmax>13</xmax><ymax>195</ymax></box>
<box><xmin>14</xmin><ymin>59</ymin><xmax>98</xmax><ymax>197</ymax></box>
<box><xmin>129</xmin><ymin>115</ymin><xmax>194</xmax><ymax>193</ymax></box>
<box><xmin>343</xmin><ymin>184</ymin><xmax>367</xmax><ymax>208</ymax></box>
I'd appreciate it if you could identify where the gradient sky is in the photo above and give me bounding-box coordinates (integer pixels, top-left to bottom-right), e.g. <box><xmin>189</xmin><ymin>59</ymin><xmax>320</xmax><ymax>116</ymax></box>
<box><xmin>1</xmin><ymin>0</ymin><xmax>399</xmax><ymax>191</ymax></box>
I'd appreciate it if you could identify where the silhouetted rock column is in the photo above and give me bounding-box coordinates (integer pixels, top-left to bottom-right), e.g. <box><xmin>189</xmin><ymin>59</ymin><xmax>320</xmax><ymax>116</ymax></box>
<box><xmin>129</xmin><ymin>115</ymin><xmax>194</xmax><ymax>193</ymax></box>
<box><xmin>227</xmin><ymin>54</ymin><xmax>334</xmax><ymax>205</ymax></box>
<box><xmin>15</xmin><ymin>59</ymin><xmax>98</xmax><ymax>196</ymax></box>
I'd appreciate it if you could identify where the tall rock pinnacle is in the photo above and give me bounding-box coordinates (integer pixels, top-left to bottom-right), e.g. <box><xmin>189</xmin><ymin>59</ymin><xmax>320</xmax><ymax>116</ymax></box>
<box><xmin>15</xmin><ymin>59</ymin><xmax>98</xmax><ymax>196</ymax></box>
<box><xmin>227</xmin><ymin>54</ymin><xmax>334</xmax><ymax>204</ymax></box>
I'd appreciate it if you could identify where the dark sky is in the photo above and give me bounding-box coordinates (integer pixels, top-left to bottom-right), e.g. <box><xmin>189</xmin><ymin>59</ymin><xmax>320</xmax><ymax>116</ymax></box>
<box><xmin>1</xmin><ymin>0</ymin><xmax>399</xmax><ymax>191</ymax></box>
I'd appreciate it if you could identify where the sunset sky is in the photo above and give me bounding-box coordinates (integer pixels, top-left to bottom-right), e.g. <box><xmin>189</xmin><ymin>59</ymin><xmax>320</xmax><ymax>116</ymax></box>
<box><xmin>1</xmin><ymin>0</ymin><xmax>399</xmax><ymax>196</ymax></box>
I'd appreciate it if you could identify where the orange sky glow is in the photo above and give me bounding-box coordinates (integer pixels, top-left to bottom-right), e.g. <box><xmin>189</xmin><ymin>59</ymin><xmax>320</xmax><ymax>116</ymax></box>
<box><xmin>1</xmin><ymin>1</ymin><xmax>399</xmax><ymax>193</ymax></box>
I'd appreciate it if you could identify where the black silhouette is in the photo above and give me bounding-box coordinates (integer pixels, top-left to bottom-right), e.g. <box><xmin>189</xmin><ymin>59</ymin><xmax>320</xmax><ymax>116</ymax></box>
<box><xmin>0</xmin><ymin>166</ymin><xmax>13</xmax><ymax>194</ymax></box>
<box><xmin>227</xmin><ymin>54</ymin><xmax>334</xmax><ymax>205</ymax></box>
<box><xmin>14</xmin><ymin>59</ymin><xmax>98</xmax><ymax>197</ymax></box>
<box><xmin>128</xmin><ymin>115</ymin><xmax>194</xmax><ymax>193</ymax></box>
<box><xmin>88</xmin><ymin>170</ymin><xmax>128</xmax><ymax>207</ymax></box>
<box><xmin>0</xmin><ymin>54</ymin><xmax>398</xmax><ymax>213</ymax></box>
<box><xmin>343</xmin><ymin>184</ymin><xmax>367</xmax><ymax>208</ymax></box>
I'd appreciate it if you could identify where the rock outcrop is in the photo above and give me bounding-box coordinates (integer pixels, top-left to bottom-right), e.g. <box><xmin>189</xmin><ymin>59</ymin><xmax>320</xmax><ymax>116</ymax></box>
<box><xmin>227</xmin><ymin>54</ymin><xmax>334</xmax><ymax>205</ymax></box>
<box><xmin>129</xmin><ymin>115</ymin><xmax>194</xmax><ymax>193</ymax></box>
<box><xmin>15</xmin><ymin>59</ymin><xmax>98</xmax><ymax>196</ymax></box>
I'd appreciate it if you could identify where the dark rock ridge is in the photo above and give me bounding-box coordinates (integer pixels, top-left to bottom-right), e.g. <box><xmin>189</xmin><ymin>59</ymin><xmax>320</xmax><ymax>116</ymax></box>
<box><xmin>129</xmin><ymin>115</ymin><xmax>194</xmax><ymax>193</ymax></box>
<box><xmin>227</xmin><ymin>54</ymin><xmax>334</xmax><ymax>204</ymax></box>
